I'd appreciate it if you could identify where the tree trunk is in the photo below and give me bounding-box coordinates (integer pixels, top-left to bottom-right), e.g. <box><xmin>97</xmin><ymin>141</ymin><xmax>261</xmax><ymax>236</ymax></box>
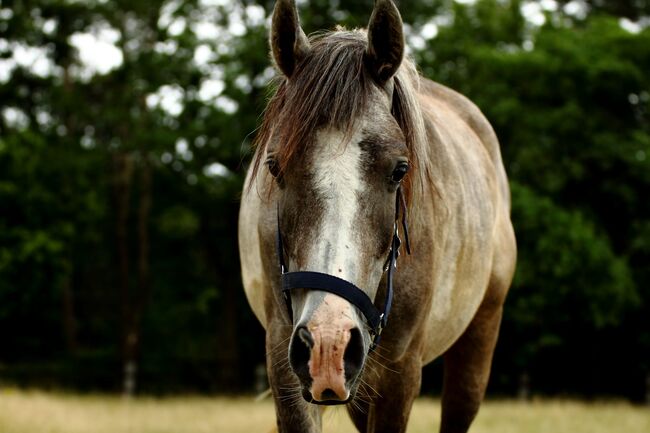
<box><xmin>517</xmin><ymin>371</ymin><xmax>530</xmax><ymax>401</ymax></box>
<box><xmin>113</xmin><ymin>152</ymin><xmax>136</xmax><ymax>397</ymax></box>
<box><xmin>112</xmin><ymin>138</ymin><xmax>154</xmax><ymax>397</ymax></box>
<box><xmin>61</xmin><ymin>268</ymin><xmax>78</xmax><ymax>354</ymax></box>
<box><xmin>216</xmin><ymin>274</ymin><xmax>240</xmax><ymax>390</ymax></box>
<box><xmin>645</xmin><ymin>371</ymin><xmax>650</xmax><ymax>406</ymax></box>
<box><xmin>128</xmin><ymin>156</ymin><xmax>153</xmax><ymax>396</ymax></box>
<box><xmin>204</xmin><ymin>207</ymin><xmax>241</xmax><ymax>391</ymax></box>
<box><xmin>136</xmin><ymin>156</ymin><xmax>153</xmax><ymax>324</ymax></box>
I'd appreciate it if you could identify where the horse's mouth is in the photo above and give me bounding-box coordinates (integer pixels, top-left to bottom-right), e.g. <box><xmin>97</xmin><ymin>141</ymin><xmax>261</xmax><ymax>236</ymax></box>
<box><xmin>301</xmin><ymin>387</ymin><xmax>355</xmax><ymax>406</ymax></box>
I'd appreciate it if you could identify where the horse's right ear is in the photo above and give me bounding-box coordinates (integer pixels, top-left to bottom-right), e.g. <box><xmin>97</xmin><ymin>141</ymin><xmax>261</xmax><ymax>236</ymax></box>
<box><xmin>270</xmin><ymin>0</ymin><xmax>311</xmax><ymax>78</ymax></box>
<box><xmin>365</xmin><ymin>0</ymin><xmax>405</xmax><ymax>85</ymax></box>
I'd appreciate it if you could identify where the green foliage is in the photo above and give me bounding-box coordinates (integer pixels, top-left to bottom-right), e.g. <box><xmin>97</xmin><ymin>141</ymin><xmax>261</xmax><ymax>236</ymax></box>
<box><xmin>509</xmin><ymin>181</ymin><xmax>637</xmax><ymax>358</ymax></box>
<box><xmin>156</xmin><ymin>206</ymin><xmax>200</xmax><ymax>238</ymax></box>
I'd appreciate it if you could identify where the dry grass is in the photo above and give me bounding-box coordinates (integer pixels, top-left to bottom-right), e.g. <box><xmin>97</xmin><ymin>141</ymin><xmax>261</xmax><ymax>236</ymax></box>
<box><xmin>0</xmin><ymin>388</ymin><xmax>648</xmax><ymax>433</ymax></box>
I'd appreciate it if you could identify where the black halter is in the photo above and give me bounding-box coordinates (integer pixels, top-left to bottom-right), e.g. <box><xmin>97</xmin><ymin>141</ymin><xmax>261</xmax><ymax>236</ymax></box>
<box><xmin>276</xmin><ymin>186</ymin><xmax>411</xmax><ymax>350</ymax></box>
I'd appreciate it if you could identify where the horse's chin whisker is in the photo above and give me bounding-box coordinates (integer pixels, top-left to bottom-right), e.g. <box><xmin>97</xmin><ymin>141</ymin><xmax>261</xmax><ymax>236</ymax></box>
<box><xmin>367</xmin><ymin>352</ymin><xmax>401</xmax><ymax>374</ymax></box>
<box><xmin>353</xmin><ymin>397</ymin><xmax>372</xmax><ymax>409</ymax></box>
<box><xmin>369</xmin><ymin>344</ymin><xmax>393</xmax><ymax>359</ymax></box>
<box><xmin>268</xmin><ymin>345</ymin><xmax>290</xmax><ymax>358</ymax></box>
<box><xmin>278</xmin><ymin>386</ymin><xmax>302</xmax><ymax>392</ymax></box>
<box><xmin>267</xmin><ymin>337</ymin><xmax>292</xmax><ymax>359</ymax></box>
<box><xmin>359</xmin><ymin>378</ymin><xmax>381</xmax><ymax>398</ymax></box>
<box><xmin>277</xmin><ymin>390</ymin><xmax>304</xmax><ymax>407</ymax></box>
<box><xmin>348</xmin><ymin>396</ymin><xmax>368</xmax><ymax>415</ymax></box>
<box><xmin>361</xmin><ymin>360</ymin><xmax>381</xmax><ymax>380</ymax></box>
<box><xmin>353</xmin><ymin>387</ymin><xmax>373</xmax><ymax>405</ymax></box>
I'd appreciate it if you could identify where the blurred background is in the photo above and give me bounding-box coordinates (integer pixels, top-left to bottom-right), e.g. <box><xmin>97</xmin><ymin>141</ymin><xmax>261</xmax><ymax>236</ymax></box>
<box><xmin>0</xmin><ymin>0</ymin><xmax>648</xmax><ymax>403</ymax></box>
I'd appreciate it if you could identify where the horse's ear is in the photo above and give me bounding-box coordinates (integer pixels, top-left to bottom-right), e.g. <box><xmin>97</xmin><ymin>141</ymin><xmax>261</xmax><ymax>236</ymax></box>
<box><xmin>365</xmin><ymin>0</ymin><xmax>405</xmax><ymax>85</ymax></box>
<box><xmin>270</xmin><ymin>0</ymin><xmax>310</xmax><ymax>78</ymax></box>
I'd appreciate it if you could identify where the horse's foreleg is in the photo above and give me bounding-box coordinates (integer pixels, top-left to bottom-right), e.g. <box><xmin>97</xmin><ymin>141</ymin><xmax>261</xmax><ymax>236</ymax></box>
<box><xmin>439</xmin><ymin>278</ymin><xmax>506</xmax><ymax>433</ymax></box>
<box><xmin>347</xmin><ymin>353</ymin><xmax>422</xmax><ymax>433</ymax></box>
<box><xmin>266</xmin><ymin>322</ymin><xmax>322</xmax><ymax>433</ymax></box>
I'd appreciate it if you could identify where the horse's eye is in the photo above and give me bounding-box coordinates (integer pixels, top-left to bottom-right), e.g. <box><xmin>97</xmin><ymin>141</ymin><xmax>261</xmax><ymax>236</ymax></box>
<box><xmin>391</xmin><ymin>162</ymin><xmax>409</xmax><ymax>183</ymax></box>
<box><xmin>266</xmin><ymin>157</ymin><xmax>281</xmax><ymax>178</ymax></box>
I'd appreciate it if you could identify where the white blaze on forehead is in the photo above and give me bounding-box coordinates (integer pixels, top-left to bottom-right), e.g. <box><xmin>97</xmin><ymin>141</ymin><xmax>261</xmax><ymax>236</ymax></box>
<box><xmin>307</xmin><ymin>128</ymin><xmax>364</xmax><ymax>283</ymax></box>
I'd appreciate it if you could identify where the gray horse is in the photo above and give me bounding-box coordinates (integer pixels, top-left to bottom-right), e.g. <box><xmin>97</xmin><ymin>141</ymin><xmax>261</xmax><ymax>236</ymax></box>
<box><xmin>238</xmin><ymin>1</ymin><xmax>516</xmax><ymax>432</ymax></box>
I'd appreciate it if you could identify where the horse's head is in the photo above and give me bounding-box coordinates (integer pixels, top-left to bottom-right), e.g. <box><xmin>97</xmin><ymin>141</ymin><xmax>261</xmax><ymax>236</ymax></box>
<box><xmin>260</xmin><ymin>0</ymin><xmax>416</xmax><ymax>404</ymax></box>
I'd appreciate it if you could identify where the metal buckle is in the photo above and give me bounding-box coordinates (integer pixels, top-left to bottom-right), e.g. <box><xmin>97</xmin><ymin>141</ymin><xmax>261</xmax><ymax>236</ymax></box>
<box><xmin>370</xmin><ymin>314</ymin><xmax>385</xmax><ymax>351</ymax></box>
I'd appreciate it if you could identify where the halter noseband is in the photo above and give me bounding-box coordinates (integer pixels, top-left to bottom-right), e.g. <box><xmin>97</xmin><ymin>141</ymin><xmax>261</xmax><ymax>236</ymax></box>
<box><xmin>276</xmin><ymin>186</ymin><xmax>411</xmax><ymax>351</ymax></box>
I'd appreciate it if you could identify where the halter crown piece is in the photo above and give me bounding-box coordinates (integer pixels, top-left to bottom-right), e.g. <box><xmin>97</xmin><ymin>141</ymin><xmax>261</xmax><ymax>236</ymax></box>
<box><xmin>276</xmin><ymin>186</ymin><xmax>411</xmax><ymax>351</ymax></box>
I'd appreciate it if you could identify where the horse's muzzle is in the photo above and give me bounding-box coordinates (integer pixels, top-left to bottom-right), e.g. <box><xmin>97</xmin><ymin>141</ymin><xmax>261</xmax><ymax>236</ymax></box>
<box><xmin>289</xmin><ymin>322</ymin><xmax>365</xmax><ymax>404</ymax></box>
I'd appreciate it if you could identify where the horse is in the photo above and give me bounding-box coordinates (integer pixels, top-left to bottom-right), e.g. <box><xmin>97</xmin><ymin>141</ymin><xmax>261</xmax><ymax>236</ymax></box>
<box><xmin>238</xmin><ymin>1</ymin><xmax>516</xmax><ymax>432</ymax></box>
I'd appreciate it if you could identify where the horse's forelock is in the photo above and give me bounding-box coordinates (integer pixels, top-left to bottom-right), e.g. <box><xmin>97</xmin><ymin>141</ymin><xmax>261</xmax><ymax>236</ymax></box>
<box><xmin>250</xmin><ymin>29</ymin><xmax>430</xmax><ymax>205</ymax></box>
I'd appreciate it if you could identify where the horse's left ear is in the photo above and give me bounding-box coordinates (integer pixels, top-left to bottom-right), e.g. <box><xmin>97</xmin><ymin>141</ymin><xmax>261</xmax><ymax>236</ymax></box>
<box><xmin>365</xmin><ymin>0</ymin><xmax>405</xmax><ymax>85</ymax></box>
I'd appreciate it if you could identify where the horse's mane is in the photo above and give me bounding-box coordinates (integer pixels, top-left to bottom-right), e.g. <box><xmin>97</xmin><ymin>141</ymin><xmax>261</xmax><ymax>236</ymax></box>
<box><xmin>249</xmin><ymin>29</ymin><xmax>431</xmax><ymax>201</ymax></box>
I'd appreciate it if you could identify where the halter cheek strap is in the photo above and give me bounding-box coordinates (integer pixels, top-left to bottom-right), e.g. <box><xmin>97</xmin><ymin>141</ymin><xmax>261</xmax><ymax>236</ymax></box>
<box><xmin>276</xmin><ymin>186</ymin><xmax>411</xmax><ymax>351</ymax></box>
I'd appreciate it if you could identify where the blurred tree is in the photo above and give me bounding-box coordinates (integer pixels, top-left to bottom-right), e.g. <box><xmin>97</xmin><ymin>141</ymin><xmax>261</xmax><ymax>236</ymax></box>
<box><xmin>1</xmin><ymin>0</ymin><xmax>269</xmax><ymax>393</ymax></box>
<box><xmin>557</xmin><ymin>0</ymin><xmax>650</xmax><ymax>20</ymax></box>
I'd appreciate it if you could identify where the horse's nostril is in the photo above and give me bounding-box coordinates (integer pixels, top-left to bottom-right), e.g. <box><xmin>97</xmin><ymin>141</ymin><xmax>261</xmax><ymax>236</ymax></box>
<box><xmin>289</xmin><ymin>325</ymin><xmax>312</xmax><ymax>380</ymax></box>
<box><xmin>298</xmin><ymin>326</ymin><xmax>314</xmax><ymax>349</ymax></box>
<box><xmin>344</xmin><ymin>327</ymin><xmax>364</xmax><ymax>379</ymax></box>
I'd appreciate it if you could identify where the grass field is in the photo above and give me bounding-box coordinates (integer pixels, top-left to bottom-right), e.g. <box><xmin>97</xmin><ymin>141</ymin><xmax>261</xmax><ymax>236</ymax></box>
<box><xmin>0</xmin><ymin>388</ymin><xmax>648</xmax><ymax>433</ymax></box>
